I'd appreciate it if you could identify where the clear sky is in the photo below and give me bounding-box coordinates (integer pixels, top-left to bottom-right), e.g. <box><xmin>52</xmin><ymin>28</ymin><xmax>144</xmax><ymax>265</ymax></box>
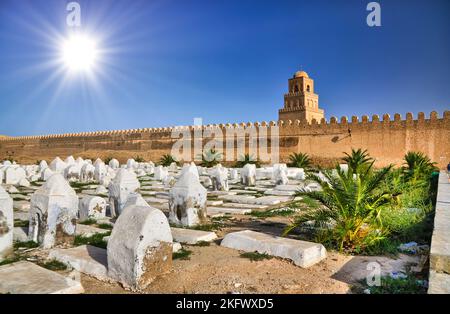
<box><xmin>0</xmin><ymin>0</ymin><xmax>449</xmax><ymax>136</ymax></box>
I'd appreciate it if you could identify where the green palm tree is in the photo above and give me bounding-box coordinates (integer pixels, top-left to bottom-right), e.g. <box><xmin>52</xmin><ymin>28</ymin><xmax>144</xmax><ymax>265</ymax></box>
<box><xmin>288</xmin><ymin>152</ymin><xmax>311</xmax><ymax>169</ymax></box>
<box><xmin>159</xmin><ymin>154</ymin><xmax>178</xmax><ymax>167</ymax></box>
<box><xmin>198</xmin><ymin>149</ymin><xmax>223</xmax><ymax>167</ymax></box>
<box><xmin>403</xmin><ymin>151</ymin><xmax>437</xmax><ymax>181</ymax></box>
<box><xmin>342</xmin><ymin>148</ymin><xmax>373</xmax><ymax>174</ymax></box>
<box><xmin>285</xmin><ymin>159</ymin><xmax>393</xmax><ymax>252</ymax></box>
<box><xmin>234</xmin><ymin>154</ymin><xmax>260</xmax><ymax>168</ymax></box>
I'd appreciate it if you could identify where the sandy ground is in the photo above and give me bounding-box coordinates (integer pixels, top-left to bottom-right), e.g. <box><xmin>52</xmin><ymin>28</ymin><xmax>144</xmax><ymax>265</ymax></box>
<box><xmin>76</xmin><ymin>214</ymin><xmax>420</xmax><ymax>294</ymax></box>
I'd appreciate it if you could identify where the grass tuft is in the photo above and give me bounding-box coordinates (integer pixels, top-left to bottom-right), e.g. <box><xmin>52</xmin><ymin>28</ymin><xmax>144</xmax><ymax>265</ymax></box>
<box><xmin>240</xmin><ymin>252</ymin><xmax>272</xmax><ymax>261</ymax></box>
<box><xmin>173</xmin><ymin>249</ymin><xmax>192</xmax><ymax>260</ymax></box>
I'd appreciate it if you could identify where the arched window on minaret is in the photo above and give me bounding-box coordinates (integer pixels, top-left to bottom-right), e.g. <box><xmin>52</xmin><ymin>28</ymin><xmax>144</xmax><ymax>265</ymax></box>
<box><xmin>294</xmin><ymin>85</ymin><xmax>299</xmax><ymax>93</ymax></box>
<box><xmin>306</xmin><ymin>85</ymin><xmax>310</xmax><ymax>92</ymax></box>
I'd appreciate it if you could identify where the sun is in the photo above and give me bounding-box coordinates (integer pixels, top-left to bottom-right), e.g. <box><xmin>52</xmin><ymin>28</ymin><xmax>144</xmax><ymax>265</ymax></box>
<box><xmin>61</xmin><ymin>34</ymin><xmax>98</xmax><ymax>72</ymax></box>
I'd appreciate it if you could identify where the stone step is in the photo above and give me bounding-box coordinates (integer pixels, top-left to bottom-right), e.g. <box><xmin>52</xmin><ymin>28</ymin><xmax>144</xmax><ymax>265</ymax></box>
<box><xmin>264</xmin><ymin>190</ymin><xmax>296</xmax><ymax>196</ymax></box>
<box><xmin>171</xmin><ymin>227</ymin><xmax>217</xmax><ymax>244</ymax></box>
<box><xmin>207</xmin><ymin>206</ymin><xmax>252</xmax><ymax>216</ymax></box>
<box><xmin>207</xmin><ymin>200</ymin><xmax>224</xmax><ymax>206</ymax></box>
<box><xmin>49</xmin><ymin>245</ymin><xmax>109</xmax><ymax>281</ymax></box>
<box><xmin>0</xmin><ymin>261</ymin><xmax>84</xmax><ymax>294</ymax></box>
<box><xmin>220</xmin><ymin>203</ymin><xmax>268</xmax><ymax>209</ymax></box>
<box><xmin>76</xmin><ymin>224</ymin><xmax>110</xmax><ymax>237</ymax></box>
<box><xmin>221</xmin><ymin>230</ymin><xmax>327</xmax><ymax>268</ymax></box>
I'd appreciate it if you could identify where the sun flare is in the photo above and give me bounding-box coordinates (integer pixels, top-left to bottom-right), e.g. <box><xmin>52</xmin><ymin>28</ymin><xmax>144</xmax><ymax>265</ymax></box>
<box><xmin>61</xmin><ymin>34</ymin><xmax>98</xmax><ymax>72</ymax></box>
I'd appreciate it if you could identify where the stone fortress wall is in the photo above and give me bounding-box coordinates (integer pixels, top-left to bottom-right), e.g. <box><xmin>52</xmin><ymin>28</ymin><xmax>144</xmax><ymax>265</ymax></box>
<box><xmin>0</xmin><ymin>110</ymin><xmax>449</xmax><ymax>168</ymax></box>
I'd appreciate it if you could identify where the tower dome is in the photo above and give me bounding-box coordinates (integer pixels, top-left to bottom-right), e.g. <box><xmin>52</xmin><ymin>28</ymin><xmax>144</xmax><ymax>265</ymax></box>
<box><xmin>294</xmin><ymin>71</ymin><xmax>309</xmax><ymax>78</ymax></box>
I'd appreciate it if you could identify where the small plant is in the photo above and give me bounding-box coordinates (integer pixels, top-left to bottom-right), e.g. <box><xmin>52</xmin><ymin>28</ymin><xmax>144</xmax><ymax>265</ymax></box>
<box><xmin>198</xmin><ymin>149</ymin><xmax>222</xmax><ymax>167</ymax></box>
<box><xmin>74</xmin><ymin>232</ymin><xmax>110</xmax><ymax>249</ymax></box>
<box><xmin>240</xmin><ymin>252</ymin><xmax>272</xmax><ymax>261</ymax></box>
<box><xmin>39</xmin><ymin>259</ymin><xmax>67</xmax><ymax>271</ymax></box>
<box><xmin>14</xmin><ymin>220</ymin><xmax>29</xmax><ymax>228</ymax></box>
<box><xmin>0</xmin><ymin>255</ymin><xmax>23</xmax><ymax>266</ymax></box>
<box><xmin>248</xmin><ymin>208</ymin><xmax>297</xmax><ymax>218</ymax></box>
<box><xmin>104</xmin><ymin>156</ymin><xmax>113</xmax><ymax>165</ymax></box>
<box><xmin>97</xmin><ymin>223</ymin><xmax>113</xmax><ymax>230</ymax></box>
<box><xmin>159</xmin><ymin>154</ymin><xmax>178</xmax><ymax>167</ymax></box>
<box><xmin>192</xmin><ymin>241</ymin><xmax>211</xmax><ymax>247</ymax></box>
<box><xmin>342</xmin><ymin>148</ymin><xmax>373</xmax><ymax>174</ymax></box>
<box><xmin>288</xmin><ymin>152</ymin><xmax>311</xmax><ymax>169</ymax></box>
<box><xmin>79</xmin><ymin>218</ymin><xmax>97</xmax><ymax>225</ymax></box>
<box><xmin>173</xmin><ymin>249</ymin><xmax>192</xmax><ymax>260</ymax></box>
<box><xmin>134</xmin><ymin>155</ymin><xmax>145</xmax><ymax>163</ymax></box>
<box><xmin>14</xmin><ymin>241</ymin><xmax>39</xmax><ymax>249</ymax></box>
<box><xmin>234</xmin><ymin>154</ymin><xmax>261</xmax><ymax>168</ymax></box>
<box><xmin>361</xmin><ymin>274</ymin><xmax>427</xmax><ymax>294</ymax></box>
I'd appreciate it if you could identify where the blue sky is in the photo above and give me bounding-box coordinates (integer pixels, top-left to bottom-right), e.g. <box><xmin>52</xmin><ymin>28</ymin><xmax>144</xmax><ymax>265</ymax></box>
<box><xmin>0</xmin><ymin>0</ymin><xmax>449</xmax><ymax>136</ymax></box>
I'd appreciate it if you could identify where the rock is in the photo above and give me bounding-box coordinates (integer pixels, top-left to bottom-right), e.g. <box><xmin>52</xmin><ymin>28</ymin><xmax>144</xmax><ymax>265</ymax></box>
<box><xmin>107</xmin><ymin>205</ymin><xmax>173</xmax><ymax>290</ymax></box>
<box><xmin>79</xmin><ymin>196</ymin><xmax>107</xmax><ymax>221</ymax></box>
<box><xmin>108</xmin><ymin>168</ymin><xmax>140</xmax><ymax>217</ymax></box>
<box><xmin>272</xmin><ymin>163</ymin><xmax>289</xmax><ymax>185</ymax></box>
<box><xmin>13</xmin><ymin>226</ymin><xmax>28</xmax><ymax>242</ymax></box>
<box><xmin>172</xmin><ymin>242</ymin><xmax>182</xmax><ymax>253</ymax></box>
<box><xmin>168</xmin><ymin>162</ymin><xmax>178</xmax><ymax>172</ymax></box>
<box><xmin>18</xmin><ymin>178</ymin><xmax>30</xmax><ymax>187</ymax></box>
<box><xmin>171</xmin><ymin>227</ymin><xmax>217</xmax><ymax>244</ymax></box>
<box><xmin>201</xmin><ymin>177</ymin><xmax>212</xmax><ymax>188</ymax></box>
<box><xmin>169</xmin><ymin>165</ymin><xmax>207</xmax><ymax>227</ymax></box>
<box><xmin>154</xmin><ymin>165</ymin><xmax>169</xmax><ymax>181</ymax></box>
<box><xmin>221</xmin><ymin>230</ymin><xmax>327</xmax><ymax>268</ymax></box>
<box><xmin>0</xmin><ymin>261</ymin><xmax>84</xmax><ymax>294</ymax></box>
<box><xmin>95</xmin><ymin>185</ymin><xmax>108</xmax><ymax>195</ymax></box>
<box><xmin>65</xmin><ymin>156</ymin><xmax>76</xmax><ymax>166</ymax></box>
<box><xmin>94</xmin><ymin>161</ymin><xmax>107</xmax><ymax>182</ymax></box>
<box><xmin>109</xmin><ymin>158</ymin><xmax>120</xmax><ymax>169</ymax></box>
<box><xmin>40</xmin><ymin>168</ymin><xmax>54</xmax><ymax>181</ymax></box>
<box><xmin>80</xmin><ymin>163</ymin><xmax>95</xmax><ymax>182</ymax></box>
<box><xmin>0</xmin><ymin>186</ymin><xmax>13</xmax><ymax>261</ymax></box>
<box><xmin>49</xmin><ymin>157</ymin><xmax>66</xmax><ymax>173</ymax></box>
<box><xmin>230</xmin><ymin>169</ymin><xmax>239</xmax><ymax>180</ymax></box>
<box><xmin>38</xmin><ymin>160</ymin><xmax>48</xmax><ymax>172</ymax></box>
<box><xmin>163</xmin><ymin>175</ymin><xmax>176</xmax><ymax>187</ymax></box>
<box><xmin>28</xmin><ymin>173</ymin><xmax>79</xmax><ymax>249</ymax></box>
<box><xmin>211</xmin><ymin>164</ymin><xmax>229</xmax><ymax>191</ymax></box>
<box><xmin>123</xmin><ymin>192</ymin><xmax>150</xmax><ymax>208</ymax></box>
<box><xmin>64</xmin><ymin>164</ymin><xmax>81</xmax><ymax>182</ymax></box>
<box><xmin>6</xmin><ymin>186</ymin><xmax>19</xmax><ymax>194</ymax></box>
<box><xmin>5</xmin><ymin>166</ymin><xmax>26</xmax><ymax>185</ymax></box>
<box><xmin>241</xmin><ymin>164</ymin><xmax>256</xmax><ymax>186</ymax></box>
<box><xmin>126</xmin><ymin>158</ymin><xmax>136</xmax><ymax>169</ymax></box>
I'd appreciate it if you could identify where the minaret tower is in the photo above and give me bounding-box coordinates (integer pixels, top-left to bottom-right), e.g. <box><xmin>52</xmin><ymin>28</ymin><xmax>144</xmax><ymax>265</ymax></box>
<box><xmin>278</xmin><ymin>70</ymin><xmax>324</xmax><ymax>123</ymax></box>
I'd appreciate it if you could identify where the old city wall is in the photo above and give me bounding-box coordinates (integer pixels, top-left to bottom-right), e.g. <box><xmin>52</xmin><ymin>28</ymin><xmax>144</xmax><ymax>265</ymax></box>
<box><xmin>0</xmin><ymin>111</ymin><xmax>449</xmax><ymax>168</ymax></box>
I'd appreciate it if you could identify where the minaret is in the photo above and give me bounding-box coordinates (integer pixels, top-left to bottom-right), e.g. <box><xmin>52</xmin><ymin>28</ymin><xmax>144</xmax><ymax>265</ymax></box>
<box><xmin>278</xmin><ymin>70</ymin><xmax>324</xmax><ymax>123</ymax></box>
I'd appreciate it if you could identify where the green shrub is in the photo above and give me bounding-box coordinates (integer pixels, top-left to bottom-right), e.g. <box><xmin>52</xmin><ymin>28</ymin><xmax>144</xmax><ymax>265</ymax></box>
<box><xmin>288</xmin><ymin>152</ymin><xmax>311</xmax><ymax>169</ymax></box>
<box><xmin>173</xmin><ymin>249</ymin><xmax>192</xmax><ymax>260</ymax></box>
<box><xmin>198</xmin><ymin>149</ymin><xmax>222</xmax><ymax>167</ymax></box>
<box><xmin>159</xmin><ymin>154</ymin><xmax>178</xmax><ymax>167</ymax></box>
<box><xmin>234</xmin><ymin>154</ymin><xmax>261</xmax><ymax>168</ymax></box>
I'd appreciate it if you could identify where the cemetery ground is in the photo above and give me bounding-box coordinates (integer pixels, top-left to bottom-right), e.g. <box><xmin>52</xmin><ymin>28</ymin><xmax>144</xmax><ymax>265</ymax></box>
<box><xmin>0</xmin><ymin>151</ymin><xmax>437</xmax><ymax>294</ymax></box>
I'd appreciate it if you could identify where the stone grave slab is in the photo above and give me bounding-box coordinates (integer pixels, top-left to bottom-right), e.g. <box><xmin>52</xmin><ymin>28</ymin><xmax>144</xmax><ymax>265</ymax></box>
<box><xmin>76</xmin><ymin>224</ymin><xmax>110</xmax><ymax>237</ymax></box>
<box><xmin>0</xmin><ymin>261</ymin><xmax>84</xmax><ymax>294</ymax></box>
<box><xmin>49</xmin><ymin>245</ymin><xmax>109</xmax><ymax>281</ymax></box>
<box><xmin>207</xmin><ymin>206</ymin><xmax>252</xmax><ymax>216</ymax></box>
<box><xmin>221</xmin><ymin>230</ymin><xmax>327</xmax><ymax>268</ymax></box>
<box><xmin>207</xmin><ymin>200</ymin><xmax>224</xmax><ymax>206</ymax></box>
<box><xmin>171</xmin><ymin>227</ymin><xmax>217</xmax><ymax>244</ymax></box>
